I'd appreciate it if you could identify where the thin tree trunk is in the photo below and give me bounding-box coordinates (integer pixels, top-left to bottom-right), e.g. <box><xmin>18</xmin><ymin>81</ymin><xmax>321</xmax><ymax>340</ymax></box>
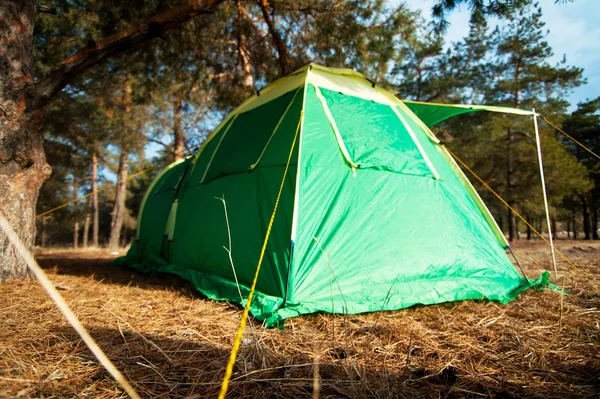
<box><xmin>551</xmin><ymin>218</ymin><xmax>557</xmax><ymax>240</ymax></box>
<box><xmin>506</xmin><ymin>128</ymin><xmax>515</xmax><ymax>241</ymax></box>
<box><xmin>567</xmin><ymin>220</ymin><xmax>571</xmax><ymax>239</ymax></box>
<box><xmin>173</xmin><ymin>99</ymin><xmax>185</xmax><ymax>161</ymax></box>
<box><xmin>593</xmin><ymin>202</ymin><xmax>598</xmax><ymax>240</ymax></box>
<box><xmin>236</xmin><ymin>0</ymin><xmax>255</xmax><ymax>90</ymax></box>
<box><xmin>40</xmin><ymin>217</ymin><xmax>47</xmax><ymax>247</ymax></box>
<box><xmin>526</xmin><ymin>214</ymin><xmax>532</xmax><ymax>240</ymax></box>
<box><xmin>572</xmin><ymin>209</ymin><xmax>578</xmax><ymax>240</ymax></box>
<box><xmin>108</xmin><ymin>149</ymin><xmax>128</xmax><ymax>248</ymax></box>
<box><xmin>73</xmin><ymin>172</ymin><xmax>79</xmax><ymax>249</ymax></box>
<box><xmin>83</xmin><ymin>197</ymin><xmax>91</xmax><ymax>248</ymax></box>
<box><xmin>581</xmin><ymin>195</ymin><xmax>592</xmax><ymax>240</ymax></box>
<box><xmin>91</xmin><ymin>150</ymin><xmax>99</xmax><ymax>247</ymax></box>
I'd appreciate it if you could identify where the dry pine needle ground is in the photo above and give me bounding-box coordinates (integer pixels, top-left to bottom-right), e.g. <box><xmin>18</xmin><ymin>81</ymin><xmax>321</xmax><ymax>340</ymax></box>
<box><xmin>0</xmin><ymin>241</ymin><xmax>599</xmax><ymax>398</ymax></box>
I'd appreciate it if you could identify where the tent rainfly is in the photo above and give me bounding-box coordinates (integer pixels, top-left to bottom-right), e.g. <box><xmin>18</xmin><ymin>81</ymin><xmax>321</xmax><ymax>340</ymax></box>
<box><xmin>117</xmin><ymin>63</ymin><xmax>549</xmax><ymax>327</ymax></box>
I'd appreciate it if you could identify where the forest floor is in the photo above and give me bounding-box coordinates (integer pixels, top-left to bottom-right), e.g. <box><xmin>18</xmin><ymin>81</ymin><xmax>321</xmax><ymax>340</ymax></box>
<box><xmin>0</xmin><ymin>241</ymin><xmax>599</xmax><ymax>399</ymax></box>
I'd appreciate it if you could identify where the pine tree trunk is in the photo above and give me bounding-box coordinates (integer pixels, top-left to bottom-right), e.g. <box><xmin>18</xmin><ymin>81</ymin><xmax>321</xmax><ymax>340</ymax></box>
<box><xmin>236</xmin><ymin>0</ymin><xmax>255</xmax><ymax>90</ymax></box>
<box><xmin>506</xmin><ymin>128</ymin><xmax>515</xmax><ymax>241</ymax></box>
<box><xmin>552</xmin><ymin>218</ymin><xmax>557</xmax><ymax>240</ymax></box>
<box><xmin>91</xmin><ymin>150</ymin><xmax>99</xmax><ymax>246</ymax></box>
<box><xmin>581</xmin><ymin>195</ymin><xmax>592</xmax><ymax>240</ymax></box>
<box><xmin>108</xmin><ymin>149</ymin><xmax>128</xmax><ymax>248</ymax></box>
<box><xmin>73</xmin><ymin>173</ymin><xmax>79</xmax><ymax>249</ymax></box>
<box><xmin>593</xmin><ymin>202</ymin><xmax>598</xmax><ymax>240</ymax></box>
<box><xmin>83</xmin><ymin>198</ymin><xmax>91</xmax><ymax>248</ymax></box>
<box><xmin>40</xmin><ymin>217</ymin><xmax>47</xmax><ymax>247</ymax></box>
<box><xmin>526</xmin><ymin>214</ymin><xmax>532</xmax><ymax>240</ymax></box>
<box><xmin>0</xmin><ymin>0</ymin><xmax>52</xmax><ymax>281</ymax></box>
<box><xmin>258</xmin><ymin>0</ymin><xmax>290</xmax><ymax>76</ymax></box>
<box><xmin>173</xmin><ymin>99</ymin><xmax>185</xmax><ymax>161</ymax></box>
<box><xmin>572</xmin><ymin>209</ymin><xmax>578</xmax><ymax>240</ymax></box>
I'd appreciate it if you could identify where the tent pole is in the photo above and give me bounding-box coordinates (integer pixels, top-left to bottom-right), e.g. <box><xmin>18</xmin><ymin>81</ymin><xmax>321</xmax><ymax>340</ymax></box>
<box><xmin>507</xmin><ymin>246</ymin><xmax>529</xmax><ymax>282</ymax></box>
<box><xmin>533</xmin><ymin>108</ymin><xmax>558</xmax><ymax>278</ymax></box>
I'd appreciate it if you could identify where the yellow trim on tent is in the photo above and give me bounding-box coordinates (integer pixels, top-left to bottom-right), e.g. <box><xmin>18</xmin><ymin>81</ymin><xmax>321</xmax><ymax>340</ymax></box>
<box><xmin>403</xmin><ymin>100</ymin><xmax>538</xmax><ymax>117</ymax></box>
<box><xmin>391</xmin><ymin>106</ymin><xmax>440</xmax><ymax>180</ymax></box>
<box><xmin>200</xmin><ymin>113</ymin><xmax>239</xmax><ymax>184</ymax></box>
<box><xmin>314</xmin><ymin>85</ymin><xmax>358</xmax><ymax>171</ymax></box>
<box><xmin>250</xmin><ymin>87</ymin><xmax>303</xmax><ymax>171</ymax></box>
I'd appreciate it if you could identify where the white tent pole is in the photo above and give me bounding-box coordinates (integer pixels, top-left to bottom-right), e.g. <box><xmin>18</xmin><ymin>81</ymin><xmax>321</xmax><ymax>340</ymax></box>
<box><xmin>533</xmin><ymin>108</ymin><xmax>558</xmax><ymax>278</ymax></box>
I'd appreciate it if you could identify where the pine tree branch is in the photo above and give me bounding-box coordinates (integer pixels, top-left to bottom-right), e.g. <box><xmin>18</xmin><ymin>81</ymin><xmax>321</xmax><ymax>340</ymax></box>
<box><xmin>29</xmin><ymin>0</ymin><xmax>224</xmax><ymax>112</ymax></box>
<box><xmin>257</xmin><ymin>0</ymin><xmax>290</xmax><ymax>76</ymax></box>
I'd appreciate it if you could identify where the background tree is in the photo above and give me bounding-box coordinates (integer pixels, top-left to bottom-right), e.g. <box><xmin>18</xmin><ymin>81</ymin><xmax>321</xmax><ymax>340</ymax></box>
<box><xmin>0</xmin><ymin>0</ymin><xmax>223</xmax><ymax>280</ymax></box>
<box><xmin>559</xmin><ymin>98</ymin><xmax>600</xmax><ymax>239</ymax></box>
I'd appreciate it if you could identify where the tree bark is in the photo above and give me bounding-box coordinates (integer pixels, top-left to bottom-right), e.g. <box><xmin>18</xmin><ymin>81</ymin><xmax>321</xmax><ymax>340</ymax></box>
<box><xmin>506</xmin><ymin>128</ymin><xmax>515</xmax><ymax>241</ymax></box>
<box><xmin>572</xmin><ymin>209</ymin><xmax>578</xmax><ymax>240</ymax></box>
<box><xmin>73</xmin><ymin>172</ymin><xmax>79</xmax><ymax>249</ymax></box>
<box><xmin>108</xmin><ymin>149</ymin><xmax>128</xmax><ymax>248</ymax></box>
<box><xmin>0</xmin><ymin>0</ymin><xmax>50</xmax><ymax>281</ymax></box>
<box><xmin>0</xmin><ymin>0</ymin><xmax>223</xmax><ymax>281</ymax></box>
<box><xmin>593</xmin><ymin>202</ymin><xmax>598</xmax><ymax>240</ymax></box>
<box><xmin>173</xmin><ymin>99</ymin><xmax>185</xmax><ymax>161</ymax></box>
<box><xmin>236</xmin><ymin>0</ymin><xmax>255</xmax><ymax>89</ymax></box>
<box><xmin>83</xmin><ymin>198</ymin><xmax>91</xmax><ymax>248</ymax></box>
<box><xmin>40</xmin><ymin>217</ymin><xmax>47</xmax><ymax>247</ymax></box>
<box><xmin>526</xmin><ymin>214</ymin><xmax>532</xmax><ymax>240</ymax></box>
<box><xmin>258</xmin><ymin>0</ymin><xmax>290</xmax><ymax>76</ymax></box>
<box><xmin>91</xmin><ymin>151</ymin><xmax>99</xmax><ymax>246</ymax></box>
<box><xmin>581</xmin><ymin>195</ymin><xmax>592</xmax><ymax>240</ymax></box>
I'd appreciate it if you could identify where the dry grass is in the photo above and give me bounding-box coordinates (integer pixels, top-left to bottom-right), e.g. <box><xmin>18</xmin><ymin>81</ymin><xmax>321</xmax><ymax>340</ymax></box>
<box><xmin>0</xmin><ymin>241</ymin><xmax>599</xmax><ymax>398</ymax></box>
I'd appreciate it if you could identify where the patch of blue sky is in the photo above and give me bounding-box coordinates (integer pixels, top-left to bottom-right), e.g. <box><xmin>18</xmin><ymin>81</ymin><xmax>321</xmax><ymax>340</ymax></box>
<box><xmin>395</xmin><ymin>0</ymin><xmax>599</xmax><ymax>110</ymax></box>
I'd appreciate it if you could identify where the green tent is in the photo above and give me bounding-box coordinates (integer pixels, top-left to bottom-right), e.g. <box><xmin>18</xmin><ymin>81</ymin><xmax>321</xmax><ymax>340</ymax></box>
<box><xmin>118</xmin><ymin>63</ymin><xmax>548</xmax><ymax>327</ymax></box>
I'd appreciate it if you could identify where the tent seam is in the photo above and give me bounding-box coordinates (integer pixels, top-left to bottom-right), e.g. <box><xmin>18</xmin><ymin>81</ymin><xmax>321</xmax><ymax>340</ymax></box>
<box><xmin>313</xmin><ymin>85</ymin><xmax>358</xmax><ymax>171</ymax></box>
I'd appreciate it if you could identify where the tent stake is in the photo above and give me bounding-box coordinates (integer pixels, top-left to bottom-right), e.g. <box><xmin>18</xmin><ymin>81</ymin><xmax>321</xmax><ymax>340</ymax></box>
<box><xmin>533</xmin><ymin>109</ymin><xmax>558</xmax><ymax>278</ymax></box>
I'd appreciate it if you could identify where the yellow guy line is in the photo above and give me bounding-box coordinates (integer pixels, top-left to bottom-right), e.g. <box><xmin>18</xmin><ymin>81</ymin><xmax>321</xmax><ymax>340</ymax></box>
<box><xmin>542</xmin><ymin>116</ymin><xmax>600</xmax><ymax>161</ymax></box>
<box><xmin>36</xmin><ymin>167</ymin><xmax>154</xmax><ymax>219</ymax></box>
<box><xmin>444</xmin><ymin>145</ymin><xmax>600</xmax><ymax>294</ymax></box>
<box><xmin>218</xmin><ymin>111</ymin><xmax>303</xmax><ymax>399</ymax></box>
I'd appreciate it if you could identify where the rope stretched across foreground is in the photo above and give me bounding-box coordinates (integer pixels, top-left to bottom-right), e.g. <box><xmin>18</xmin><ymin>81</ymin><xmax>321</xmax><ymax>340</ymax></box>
<box><xmin>218</xmin><ymin>111</ymin><xmax>303</xmax><ymax>399</ymax></box>
<box><xmin>0</xmin><ymin>211</ymin><xmax>142</xmax><ymax>399</ymax></box>
<box><xmin>444</xmin><ymin>145</ymin><xmax>600</xmax><ymax>294</ymax></box>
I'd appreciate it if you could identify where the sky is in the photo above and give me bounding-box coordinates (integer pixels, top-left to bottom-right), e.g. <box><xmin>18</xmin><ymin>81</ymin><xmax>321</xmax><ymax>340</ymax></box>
<box><xmin>398</xmin><ymin>0</ymin><xmax>600</xmax><ymax>110</ymax></box>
